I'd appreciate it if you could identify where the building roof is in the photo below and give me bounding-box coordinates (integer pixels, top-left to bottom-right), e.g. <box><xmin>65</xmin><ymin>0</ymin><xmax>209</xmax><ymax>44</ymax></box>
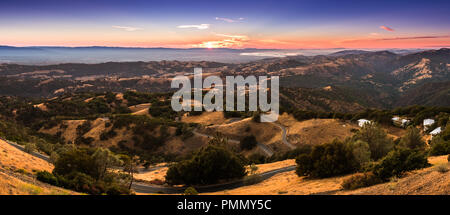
<box><xmin>358</xmin><ymin>119</ymin><xmax>372</xmax><ymax>127</ymax></box>
<box><xmin>423</xmin><ymin>119</ymin><xmax>435</xmax><ymax>126</ymax></box>
<box><xmin>430</xmin><ymin>127</ymin><xmax>442</xmax><ymax>135</ymax></box>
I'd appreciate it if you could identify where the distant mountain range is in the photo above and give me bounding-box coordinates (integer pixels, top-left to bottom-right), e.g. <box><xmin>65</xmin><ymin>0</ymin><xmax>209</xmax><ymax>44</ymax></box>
<box><xmin>0</xmin><ymin>45</ymin><xmax>427</xmax><ymax>65</ymax></box>
<box><xmin>0</xmin><ymin>48</ymin><xmax>448</xmax><ymax>111</ymax></box>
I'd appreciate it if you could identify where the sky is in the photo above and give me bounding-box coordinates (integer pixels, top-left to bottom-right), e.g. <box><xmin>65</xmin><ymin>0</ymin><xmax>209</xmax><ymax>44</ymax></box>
<box><xmin>0</xmin><ymin>0</ymin><xmax>449</xmax><ymax>49</ymax></box>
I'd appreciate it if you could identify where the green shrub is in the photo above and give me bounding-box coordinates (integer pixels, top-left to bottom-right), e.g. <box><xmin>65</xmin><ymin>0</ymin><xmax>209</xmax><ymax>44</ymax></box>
<box><xmin>36</xmin><ymin>171</ymin><xmax>59</xmax><ymax>186</ymax></box>
<box><xmin>295</xmin><ymin>140</ymin><xmax>358</xmax><ymax>178</ymax></box>
<box><xmin>24</xmin><ymin>143</ymin><xmax>36</xmax><ymax>154</ymax></box>
<box><xmin>347</xmin><ymin>140</ymin><xmax>371</xmax><ymax>168</ymax></box>
<box><xmin>341</xmin><ymin>172</ymin><xmax>383</xmax><ymax>190</ymax></box>
<box><xmin>400</xmin><ymin>126</ymin><xmax>426</xmax><ymax>150</ymax></box>
<box><xmin>166</xmin><ymin>145</ymin><xmax>247</xmax><ymax>185</ymax></box>
<box><xmin>435</xmin><ymin>164</ymin><xmax>448</xmax><ymax>173</ymax></box>
<box><xmin>372</xmin><ymin>148</ymin><xmax>430</xmax><ymax>181</ymax></box>
<box><xmin>240</xmin><ymin>135</ymin><xmax>257</xmax><ymax>150</ymax></box>
<box><xmin>183</xmin><ymin>187</ymin><xmax>198</xmax><ymax>195</ymax></box>
<box><xmin>353</xmin><ymin>123</ymin><xmax>394</xmax><ymax>160</ymax></box>
<box><xmin>429</xmin><ymin>137</ymin><xmax>450</xmax><ymax>156</ymax></box>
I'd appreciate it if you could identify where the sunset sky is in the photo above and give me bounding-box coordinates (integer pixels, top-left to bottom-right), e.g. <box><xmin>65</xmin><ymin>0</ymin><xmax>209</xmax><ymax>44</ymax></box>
<box><xmin>1</xmin><ymin>0</ymin><xmax>449</xmax><ymax>49</ymax></box>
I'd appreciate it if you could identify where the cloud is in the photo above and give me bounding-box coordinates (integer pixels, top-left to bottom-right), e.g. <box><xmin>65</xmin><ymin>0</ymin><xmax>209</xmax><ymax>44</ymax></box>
<box><xmin>215</xmin><ymin>17</ymin><xmax>244</xmax><ymax>23</ymax></box>
<box><xmin>193</xmin><ymin>34</ymin><xmax>249</xmax><ymax>48</ymax></box>
<box><xmin>376</xmin><ymin>35</ymin><xmax>450</xmax><ymax>41</ymax></box>
<box><xmin>177</xmin><ymin>24</ymin><xmax>210</xmax><ymax>30</ymax></box>
<box><xmin>112</xmin><ymin>25</ymin><xmax>143</xmax><ymax>32</ymax></box>
<box><xmin>214</xmin><ymin>33</ymin><xmax>248</xmax><ymax>39</ymax></box>
<box><xmin>338</xmin><ymin>35</ymin><xmax>450</xmax><ymax>44</ymax></box>
<box><xmin>380</xmin><ymin>26</ymin><xmax>394</xmax><ymax>32</ymax></box>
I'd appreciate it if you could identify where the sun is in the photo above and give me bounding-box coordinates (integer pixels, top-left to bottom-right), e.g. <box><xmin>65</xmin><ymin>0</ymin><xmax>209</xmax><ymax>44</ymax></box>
<box><xmin>205</xmin><ymin>42</ymin><xmax>215</xmax><ymax>49</ymax></box>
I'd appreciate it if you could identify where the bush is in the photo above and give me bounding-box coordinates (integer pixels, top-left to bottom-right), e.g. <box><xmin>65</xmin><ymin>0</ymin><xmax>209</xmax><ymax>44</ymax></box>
<box><xmin>166</xmin><ymin>145</ymin><xmax>247</xmax><ymax>185</ymax></box>
<box><xmin>247</xmin><ymin>153</ymin><xmax>266</xmax><ymax>164</ymax></box>
<box><xmin>372</xmin><ymin>148</ymin><xmax>430</xmax><ymax>181</ymax></box>
<box><xmin>24</xmin><ymin>143</ymin><xmax>36</xmax><ymax>154</ymax></box>
<box><xmin>341</xmin><ymin>172</ymin><xmax>383</xmax><ymax>190</ymax></box>
<box><xmin>353</xmin><ymin>123</ymin><xmax>394</xmax><ymax>160</ymax></box>
<box><xmin>240</xmin><ymin>135</ymin><xmax>257</xmax><ymax>151</ymax></box>
<box><xmin>435</xmin><ymin>164</ymin><xmax>449</xmax><ymax>173</ymax></box>
<box><xmin>400</xmin><ymin>126</ymin><xmax>426</xmax><ymax>150</ymax></box>
<box><xmin>184</xmin><ymin>187</ymin><xmax>198</xmax><ymax>195</ymax></box>
<box><xmin>295</xmin><ymin>140</ymin><xmax>358</xmax><ymax>178</ymax></box>
<box><xmin>50</xmin><ymin>148</ymin><xmax>130</xmax><ymax>195</ymax></box>
<box><xmin>429</xmin><ymin>136</ymin><xmax>450</xmax><ymax>156</ymax></box>
<box><xmin>36</xmin><ymin>171</ymin><xmax>59</xmax><ymax>186</ymax></box>
<box><xmin>347</xmin><ymin>140</ymin><xmax>371</xmax><ymax>168</ymax></box>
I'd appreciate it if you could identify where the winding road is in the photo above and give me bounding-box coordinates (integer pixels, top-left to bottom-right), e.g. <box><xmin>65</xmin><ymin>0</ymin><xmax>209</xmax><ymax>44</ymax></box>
<box><xmin>271</xmin><ymin>122</ymin><xmax>296</xmax><ymax>150</ymax></box>
<box><xmin>0</xmin><ymin>138</ymin><xmax>51</xmax><ymax>162</ymax></box>
<box><xmin>132</xmin><ymin>165</ymin><xmax>296</xmax><ymax>194</ymax></box>
<box><xmin>1</xmin><ymin>118</ymin><xmax>297</xmax><ymax>195</ymax></box>
<box><xmin>193</xmin><ymin>129</ymin><xmax>275</xmax><ymax>157</ymax></box>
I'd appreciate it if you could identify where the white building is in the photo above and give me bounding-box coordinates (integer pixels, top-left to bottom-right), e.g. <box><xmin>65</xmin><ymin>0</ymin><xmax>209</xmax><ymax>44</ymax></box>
<box><xmin>430</xmin><ymin>127</ymin><xmax>442</xmax><ymax>135</ymax></box>
<box><xmin>401</xmin><ymin>119</ymin><xmax>410</xmax><ymax>127</ymax></box>
<box><xmin>423</xmin><ymin>119</ymin><xmax>435</xmax><ymax>131</ymax></box>
<box><xmin>358</xmin><ymin>119</ymin><xmax>372</xmax><ymax>127</ymax></box>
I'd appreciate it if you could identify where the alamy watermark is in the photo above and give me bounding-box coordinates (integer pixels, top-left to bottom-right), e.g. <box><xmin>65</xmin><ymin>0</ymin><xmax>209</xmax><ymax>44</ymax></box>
<box><xmin>171</xmin><ymin>68</ymin><xmax>279</xmax><ymax>122</ymax></box>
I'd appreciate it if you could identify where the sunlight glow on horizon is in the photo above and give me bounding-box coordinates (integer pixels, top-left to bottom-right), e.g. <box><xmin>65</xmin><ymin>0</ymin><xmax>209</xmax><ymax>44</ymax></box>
<box><xmin>0</xmin><ymin>0</ymin><xmax>449</xmax><ymax>49</ymax></box>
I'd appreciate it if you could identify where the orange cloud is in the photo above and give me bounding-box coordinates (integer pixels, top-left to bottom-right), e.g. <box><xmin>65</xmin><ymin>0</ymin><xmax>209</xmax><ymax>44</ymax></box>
<box><xmin>380</xmin><ymin>25</ymin><xmax>394</xmax><ymax>32</ymax></box>
<box><xmin>193</xmin><ymin>34</ymin><xmax>249</xmax><ymax>48</ymax></box>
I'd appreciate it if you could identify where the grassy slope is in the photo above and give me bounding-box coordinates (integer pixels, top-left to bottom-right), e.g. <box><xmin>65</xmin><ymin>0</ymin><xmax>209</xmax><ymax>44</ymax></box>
<box><xmin>0</xmin><ymin>139</ymin><xmax>78</xmax><ymax>195</ymax></box>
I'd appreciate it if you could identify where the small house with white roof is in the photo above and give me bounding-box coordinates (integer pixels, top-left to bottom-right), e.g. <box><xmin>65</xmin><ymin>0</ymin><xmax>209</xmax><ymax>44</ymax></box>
<box><xmin>358</xmin><ymin>119</ymin><xmax>372</xmax><ymax>127</ymax></box>
<box><xmin>429</xmin><ymin>127</ymin><xmax>442</xmax><ymax>140</ymax></box>
<box><xmin>423</xmin><ymin>119</ymin><xmax>435</xmax><ymax>131</ymax></box>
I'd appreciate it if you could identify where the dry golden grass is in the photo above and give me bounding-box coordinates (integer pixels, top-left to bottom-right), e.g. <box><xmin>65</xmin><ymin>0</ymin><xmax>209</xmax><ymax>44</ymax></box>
<box><xmin>277</xmin><ymin>113</ymin><xmax>358</xmax><ymax>146</ymax></box>
<box><xmin>0</xmin><ymin>140</ymin><xmax>78</xmax><ymax>195</ymax></box>
<box><xmin>205</xmin><ymin>155</ymin><xmax>449</xmax><ymax>195</ymax></box>
<box><xmin>205</xmin><ymin>170</ymin><xmax>347</xmax><ymax>195</ymax></box>
<box><xmin>39</xmin><ymin>119</ymin><xmax>86</xmax><ymax>143</ymax></box>
<box><xmin>248</xmin><ymin>159</ymin><xmax>295</xmax><ymax>174</ymax></box>
<box><xmin>161</xmin><ymin>133</ymin><xmax>210</xmax><ymax>156</ymax></box>
<box><xmin>181</xmin><ymin>112</ymin><xmax>227</xmax><ymax>126</ymax></box>
<box><xmin>134</xmin><ymin>164</ymin><xmax>169</xmax><ymax>183</ymax></box>
<box><xmin>0</xmin><ymin>172</ymin><xmax>76</xmax><ymax>195</ymax></box>
<box><xmin>84</xmin><ymin>118</ymin><xmax>108</xmax><ymax>141</ymax></box>
<box><xmin>33</xmin><ymin>103</ymin><xmax>48</xmax><ymax>111</ymax></box>
<box><xmin>339</xmin><ymin>156</ymin><xmax>450</xmax><ymax>195</ymax></box>
<box><xmin>202</xmin><ymin>118</ymin><xmax>282</xmax><ymax>146</ymax></box>
<box><xmin>0</xmin><ymin>139</ymin><xmax>53</xmax><ymax>173</ymax></box>
<box><xmin>129</xmin><ymin>103</ymin><xmax>151</xmax><ymax>116</ymax></box>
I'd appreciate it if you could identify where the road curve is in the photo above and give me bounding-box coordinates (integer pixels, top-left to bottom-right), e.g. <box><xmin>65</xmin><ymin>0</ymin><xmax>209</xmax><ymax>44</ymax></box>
<box><xmin>271</xmin><ymin>122</ymin><xmax>295</xmax><ymax>150</ymax></box>
<box><xmin>132</xmin><ymin>165</ymin><xmax>296</xmax><ymax>194</ymax></box>
<box><xmin>192</xmin><ymin>129</ymin><xmax>274</xmax><ymax>157</ymax></box>
<box><xmin>1</xmin><ymin>138</ymin><xmax>51</xmax><ymax>162</ymax></box>
<box><xmin>1</xmin><ymin>137</ymin><xmax>295</xmax><ymax>195</ymax></box>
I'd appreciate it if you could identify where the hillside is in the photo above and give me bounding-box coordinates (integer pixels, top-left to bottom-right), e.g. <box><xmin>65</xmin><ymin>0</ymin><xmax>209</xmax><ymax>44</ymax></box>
<box><xmin>205</xmin><ymin>155</ymin><xmax>449</xmax><ymax>195</ymax></box>
<box><xmin>0</xmin><ymin>139</ymin><xmax>77</xmax><ymax>195</ymax></box>
<box><xmin>0</xmin><ymin>49</ymin><xmax>448</xmax><ymax>112</ymax></box>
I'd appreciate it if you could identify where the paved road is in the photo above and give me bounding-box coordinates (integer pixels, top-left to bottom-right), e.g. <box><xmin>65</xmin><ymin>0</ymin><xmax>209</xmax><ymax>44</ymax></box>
<box><xmin>1</xmin><ymin>137</ymin><xmax>296</xmax><ymax>195</ymax></box>
<box><xmin>132</xmin><ymin>165</ymin><xmax>296</xmax><ymax>194</ymax></box>
<box><xmin>0</xmin><ymin>138</ymin><xmax>51</xmax><ymax>162</ymax></box>
<box><xmin>192</xmin><ymin>130</ymin><xmax>274</xmax><ymax>156</ymax></box>
<box><xmin>271</xmin><ymin>122</ymin><xmax>296</xmax><ymax>150</ymax></box>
